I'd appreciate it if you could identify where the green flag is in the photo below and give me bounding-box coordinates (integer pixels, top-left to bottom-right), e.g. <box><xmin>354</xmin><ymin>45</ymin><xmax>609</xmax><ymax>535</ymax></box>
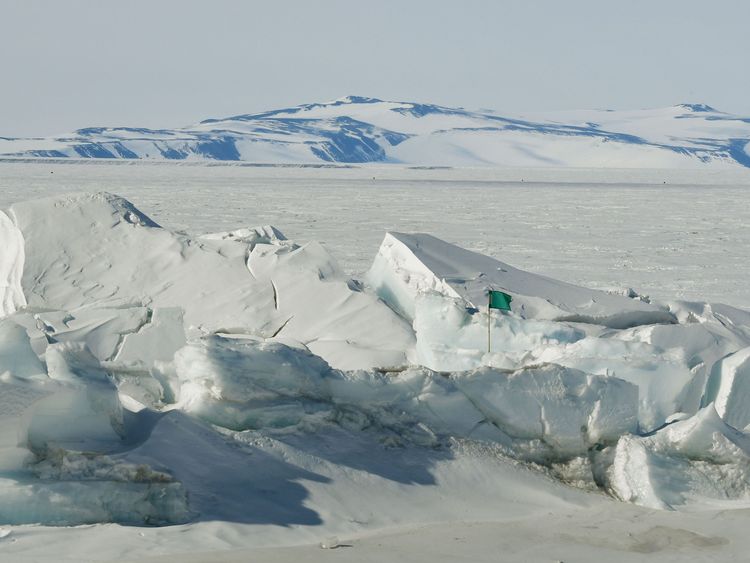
<box><xmin>488</xmin><ymin>290</ymin><xmax>512</xmax><ymax>311</ymax></box>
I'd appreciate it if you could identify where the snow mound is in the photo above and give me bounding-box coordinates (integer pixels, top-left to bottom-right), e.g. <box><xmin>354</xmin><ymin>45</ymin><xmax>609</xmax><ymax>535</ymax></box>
<box><xmin>9</xmin><ymin>191</ymin><xmax>413</xmax><ymax>370</ymax></box>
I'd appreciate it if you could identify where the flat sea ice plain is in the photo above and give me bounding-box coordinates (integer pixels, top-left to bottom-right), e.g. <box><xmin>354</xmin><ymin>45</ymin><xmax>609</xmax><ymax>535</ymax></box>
<box><xmin>1</xmin><ymin>161</ymin><xmax>750</xmax><ymax>563</ymax></box>
<box><xmin>1</xmin><ymin>162</ymin><xmax>749</xmax><ymax>308</ymax></box>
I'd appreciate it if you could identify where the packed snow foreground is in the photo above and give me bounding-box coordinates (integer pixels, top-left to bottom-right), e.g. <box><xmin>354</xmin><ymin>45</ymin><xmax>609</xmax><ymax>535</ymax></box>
<box><xmin>1</xmin><ymin>192</ymin><xmax>750</xmax><ymax>529</ymax></box>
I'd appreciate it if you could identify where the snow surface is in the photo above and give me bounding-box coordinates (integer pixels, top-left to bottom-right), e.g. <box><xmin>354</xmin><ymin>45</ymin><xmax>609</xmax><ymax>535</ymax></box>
<box><xmin>2</xmin><ymin>96</ymin><xmax>750</xmax><ymax>168</ymax></box>
<box><xmin>0</xmin><ymin>166</ymin><xmax>750</xmax><ymax>561</ymax></box>
<box><xmin>2</xmin><ymin>162</ymin><xmax>749</xmax><ymax>309</ymax></box>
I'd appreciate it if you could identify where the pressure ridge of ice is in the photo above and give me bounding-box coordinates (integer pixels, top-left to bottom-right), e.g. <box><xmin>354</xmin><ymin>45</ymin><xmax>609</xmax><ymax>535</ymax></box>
<box><xmin>1</xmin><ymin>191</ymin><xmax>750</xmax><ymax>525</ymax></box>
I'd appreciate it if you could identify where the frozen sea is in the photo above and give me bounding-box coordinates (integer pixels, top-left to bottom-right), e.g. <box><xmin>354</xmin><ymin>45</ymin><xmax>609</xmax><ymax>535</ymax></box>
<box><xmin>3</xmin><ymin>161</ymin><xmax>750</xmax><ymax>563</ymax></box>
<box><xmin>2</xmin><ymin>161</ymin><xmax>748</xmax><ymax>309</ymax></box>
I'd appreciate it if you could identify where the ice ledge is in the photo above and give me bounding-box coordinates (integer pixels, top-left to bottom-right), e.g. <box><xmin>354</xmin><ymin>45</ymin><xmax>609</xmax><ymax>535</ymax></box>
<box><xmin>367</xmin><ymin>231</ymin><xmax>676</xmax><ymax>329</ymax></box>
<box><xmin>0</xmin><ymin>209</ymin><xmax>26</xmax><ymax>317</ymax></box>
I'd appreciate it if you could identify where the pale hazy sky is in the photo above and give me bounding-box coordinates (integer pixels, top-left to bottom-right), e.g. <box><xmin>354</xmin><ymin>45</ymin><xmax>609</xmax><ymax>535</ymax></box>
<box><xmin>2</xmin><ymin>0</ymin><xmax>749</xmax><ymax>136</ymax></box>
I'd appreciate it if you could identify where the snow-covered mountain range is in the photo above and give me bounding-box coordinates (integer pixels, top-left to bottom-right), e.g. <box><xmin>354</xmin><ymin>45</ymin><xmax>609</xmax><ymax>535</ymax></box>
<box><xmin>2</xmin><ymin>96</ymin><xmax>750</xmax><ymax>168</ymax></box>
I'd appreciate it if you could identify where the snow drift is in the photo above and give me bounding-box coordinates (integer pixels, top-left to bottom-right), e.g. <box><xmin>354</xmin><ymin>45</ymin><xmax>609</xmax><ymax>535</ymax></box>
<box><xmin>1</xmin><ymin>191</ymin><xmax>750</xmax><ymax>528</ymax></box>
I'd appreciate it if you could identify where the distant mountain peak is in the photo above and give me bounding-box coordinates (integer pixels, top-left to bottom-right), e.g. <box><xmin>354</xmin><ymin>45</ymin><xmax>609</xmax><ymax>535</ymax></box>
<box><xmin>329</xmin><ymin>95</ymin><xmax>383</xmax><ymax>105</ymax></box>
<box><xmin>2</xmin><ymin>98</ymin><xmax>749</xmax><ymax>168</ymax></box>
<box><xmin>676</xmin><ymin>103</ymin><xmax>718</xmax><ymax>113</ymax></box>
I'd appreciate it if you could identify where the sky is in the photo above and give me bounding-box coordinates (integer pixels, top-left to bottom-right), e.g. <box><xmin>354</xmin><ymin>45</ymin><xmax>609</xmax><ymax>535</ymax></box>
<box><xmin>1</xmin><ymin>0</ymin><xmax>749</xmax><ymax>136</ymax></box>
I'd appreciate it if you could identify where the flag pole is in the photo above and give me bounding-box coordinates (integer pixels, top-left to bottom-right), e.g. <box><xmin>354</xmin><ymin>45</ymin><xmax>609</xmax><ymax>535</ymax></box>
<box><xmin>487</xmin><ymin>290</ymin><xmax>491</xmax><ymax>355</ymax></box>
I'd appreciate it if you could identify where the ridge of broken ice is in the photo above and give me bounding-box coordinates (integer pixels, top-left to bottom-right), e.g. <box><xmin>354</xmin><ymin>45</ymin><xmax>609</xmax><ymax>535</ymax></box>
<box><xmin>609</xmin><ymin>404</ymin><xmax>750</xmax><ymax>509</ymax></box>
<box><xmin>1</xmin><ymin>191</ymin><xmax>750</xmax><ymax>526</ymax></box>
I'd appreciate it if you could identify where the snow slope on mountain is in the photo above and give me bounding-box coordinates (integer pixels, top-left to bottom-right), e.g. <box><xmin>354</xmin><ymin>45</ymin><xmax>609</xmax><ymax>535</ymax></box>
<box><xmin>2</xmin><ymin>97</ymin><xmax>750</xmax><ymax>167</ymax></box>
